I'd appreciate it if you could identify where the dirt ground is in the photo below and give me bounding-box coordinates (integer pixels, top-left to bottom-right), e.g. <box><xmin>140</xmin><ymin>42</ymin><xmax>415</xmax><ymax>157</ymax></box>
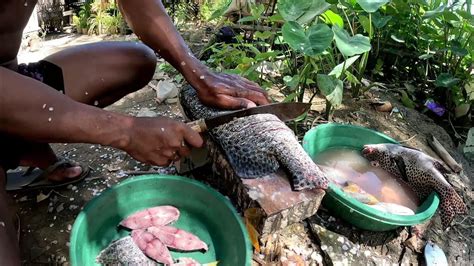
<box><xmin>7</xmin><ymin>31</ymin><xmax>473</xmax><ymax>265</ymax></box>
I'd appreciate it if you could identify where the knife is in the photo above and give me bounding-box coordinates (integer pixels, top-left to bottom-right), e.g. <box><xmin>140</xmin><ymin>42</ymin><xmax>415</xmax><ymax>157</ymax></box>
<box><xmin>186</xmin><ymin>102</ymin><xmax>311</xmax><ymax>133</ymax></box>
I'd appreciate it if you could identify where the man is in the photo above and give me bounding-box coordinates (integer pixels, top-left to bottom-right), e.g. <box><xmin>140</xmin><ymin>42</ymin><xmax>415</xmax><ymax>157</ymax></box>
<box><xmin>0</xmin><ymin>0</ymin><xmax>269</xmax><ymax>263</ymax></box>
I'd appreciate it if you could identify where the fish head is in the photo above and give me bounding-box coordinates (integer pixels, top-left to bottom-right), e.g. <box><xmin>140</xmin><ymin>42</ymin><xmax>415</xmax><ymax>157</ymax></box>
<box><xmin>361</xmin><ymin>144</ymin><xmax>393</xmax><ymax>167</ymax></box>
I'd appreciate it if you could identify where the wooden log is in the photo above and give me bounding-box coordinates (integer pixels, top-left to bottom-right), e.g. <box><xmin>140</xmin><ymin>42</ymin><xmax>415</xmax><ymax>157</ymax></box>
<box><xmin>179</xmin><ymin>135</ymin><xmax>325</xmax><ymax>237</ymax></box>
<box><xmin>427</xmin><ymin>134</ymin><xmax>463</xmax><ymax>173</ymax></box>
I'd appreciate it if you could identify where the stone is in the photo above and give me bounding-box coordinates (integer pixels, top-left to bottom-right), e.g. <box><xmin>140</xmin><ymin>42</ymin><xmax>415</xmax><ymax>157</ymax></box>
<box><xmin>154</xmin><ymin>80</ymin><xmax>179</xmax><ymax>103</ymax></box>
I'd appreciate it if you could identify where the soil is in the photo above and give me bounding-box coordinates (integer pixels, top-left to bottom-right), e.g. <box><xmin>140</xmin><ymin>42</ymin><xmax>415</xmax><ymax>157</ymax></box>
<box><xmin>7</xmin><ymin>27</ymin><xmax>473</xmax><ymax>265</ymax></box>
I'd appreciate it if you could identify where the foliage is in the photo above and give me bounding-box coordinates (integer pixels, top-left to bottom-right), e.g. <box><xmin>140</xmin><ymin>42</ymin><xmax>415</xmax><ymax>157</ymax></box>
<box><xmin>204</xmin><ymin>0</ymin><xmax>473</xmax><ymax>122</ymax></box>
<box><xmin>72</xmin><ymin>0</ymin><xmax>125</xmax><ymax>35</ymax></box>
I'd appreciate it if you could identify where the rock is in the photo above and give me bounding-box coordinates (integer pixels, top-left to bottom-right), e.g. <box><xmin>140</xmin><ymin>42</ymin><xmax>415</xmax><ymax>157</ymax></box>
<box><xmin>405</xmin><ymin>235</ymin><xmax>425</xmax><ymax>253</ymax></box>
<box><xmin>154</xmin><ymin>80</ymin><xmax>179</xmax><ymax>103</ymax></box>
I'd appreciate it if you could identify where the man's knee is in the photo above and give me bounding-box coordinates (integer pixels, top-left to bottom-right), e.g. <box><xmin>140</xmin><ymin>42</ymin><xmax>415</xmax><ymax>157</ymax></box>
<box><xmin>128</xmin><ymin>43</ymin><xmax>157</xmax><ymax>83</ymax></box>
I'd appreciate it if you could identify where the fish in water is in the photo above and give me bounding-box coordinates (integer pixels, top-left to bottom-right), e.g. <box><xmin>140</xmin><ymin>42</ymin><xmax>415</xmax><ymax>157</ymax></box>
<box><xmin>362</xmin><ymin>144</ymin><xmax>467</xmax><ymax>228</ymax></box>
<box><xmin>120</xmin><ymin>206</ymin><xmax>180</xmax><ymax>229</ymax></box>
<box><xmin>179</xmin><ymin>85</ymin><xmax>328</xmax><ymax>191</ymax></box>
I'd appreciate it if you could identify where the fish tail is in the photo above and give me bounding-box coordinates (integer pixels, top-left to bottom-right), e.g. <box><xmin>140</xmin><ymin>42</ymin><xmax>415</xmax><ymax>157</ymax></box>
<box><xmin>439</xmin><ymin>189</ymin><xmax>467</xmax><ymax>228</ymax></box>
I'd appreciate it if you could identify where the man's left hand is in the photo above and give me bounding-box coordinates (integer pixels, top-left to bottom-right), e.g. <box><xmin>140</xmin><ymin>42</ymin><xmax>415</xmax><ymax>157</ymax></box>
<box><xmin>194</xmin><ymin>72</ymin><xmax>270</xmax><ymax>110</ymax></box>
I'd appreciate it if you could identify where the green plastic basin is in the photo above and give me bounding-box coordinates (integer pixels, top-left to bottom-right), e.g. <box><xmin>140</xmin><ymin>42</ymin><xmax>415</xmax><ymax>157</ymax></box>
<box><xmin>70</xmin><ymin>175</ymin><xmax>251</xmax><ymax>266</ymax></box>
<box><xmin>303</xmin><ymin>123</ymin><xmax>440</xmax><ymax>231</ymax></box>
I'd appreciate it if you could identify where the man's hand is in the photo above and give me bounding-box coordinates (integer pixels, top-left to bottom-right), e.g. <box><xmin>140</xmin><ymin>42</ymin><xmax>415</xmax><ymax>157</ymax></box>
<box><xmin>193</xmin><ymin>72</ymin><xmax>270</xmax><ymax>110</ymax></box>
<box><xmin>120</xmin><ymin>117</ymin><xmax>203</xmax><ymax>166</ymax></box>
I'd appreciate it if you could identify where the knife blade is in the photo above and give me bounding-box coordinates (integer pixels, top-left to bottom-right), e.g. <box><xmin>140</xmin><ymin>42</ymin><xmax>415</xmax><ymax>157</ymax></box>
<box><xmin>186</xmin><ymin>102</ymin><xmax>311</xmax><ymax>133</ymax></box>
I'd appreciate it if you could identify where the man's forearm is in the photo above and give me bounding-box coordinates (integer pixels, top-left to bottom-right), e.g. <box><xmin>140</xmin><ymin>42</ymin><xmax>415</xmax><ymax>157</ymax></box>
<box><xmin>118</xmin><ymin>0</ymin><xmax>207</xmax><ymax>87</ymax></box>
<box><xmin>0</xmin><ymin>67</ymin><xmax>132</xmax><ymax>148</ymax></box>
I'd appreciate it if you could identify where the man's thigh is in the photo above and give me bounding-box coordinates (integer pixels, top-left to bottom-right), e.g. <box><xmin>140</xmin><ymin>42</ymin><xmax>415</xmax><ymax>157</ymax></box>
<box><xmin>43</xmin><ymin>41</ymin><xmax>156</xmax><ymax>106</ymax></box>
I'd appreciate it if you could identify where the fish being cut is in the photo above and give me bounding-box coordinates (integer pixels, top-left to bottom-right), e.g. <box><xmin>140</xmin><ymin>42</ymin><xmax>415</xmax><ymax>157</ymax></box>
<box><xmin>179</xmin><ymin>85</ymin><xmax>328</xmax><ymax>191</ymax></box>
<box><xmin>148</xmin><ymin>226</ymin><xmax>208</xmax><ymax>251</ymax></box>
<box><xmin>362</xmin><ymin>144</ymin><xmax>467</xmax><ymax>228</ymax></box>
<box><xmin>120</xmin><ymin>206</ymin><xmax>180</xmax><ymax>229</ymax></box>
<box><xmin>132</xmin><ymin>229</ymin><xmax>174</xmax><ymax>265</ymax></box>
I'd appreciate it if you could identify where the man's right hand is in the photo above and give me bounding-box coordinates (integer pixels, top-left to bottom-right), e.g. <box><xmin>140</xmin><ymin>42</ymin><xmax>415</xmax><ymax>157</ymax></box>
<box><xmin>120</xmin><ymin>117</ymin><xmax>203</xmax><ymax>166</ymax></box>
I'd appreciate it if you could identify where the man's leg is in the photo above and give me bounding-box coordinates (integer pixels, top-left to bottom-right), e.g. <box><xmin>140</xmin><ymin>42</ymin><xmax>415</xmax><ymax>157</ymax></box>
<box><xmin>0</xmin><ymin>167</ymin><xmax>21</xmax><ymax>265</ymax></box>
<box><xmin>14</xmin><ymin>41</ymin><xmax>157</xmax><ymax>182</ymax></box>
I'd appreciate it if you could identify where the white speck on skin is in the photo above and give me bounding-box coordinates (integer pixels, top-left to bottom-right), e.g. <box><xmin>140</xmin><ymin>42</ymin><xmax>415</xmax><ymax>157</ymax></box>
<box><xmin>42</xmin><ymin>104</ymin><xmax>47</xmax><ymax>109</ymax></box>
<box><xmin>94</xmin><ymin>100</ymin><xmax>99</xmax><ymax>106</ymax></box>
<box><xmin>180</xmin><ymin>61</ymin><xmax>186</xmax><ymax>66</ymax></box>
<box><xmin>192</xmin><ymin>69</ymin><xmax>196</xmax><ymax>73</ymax></box>
<box><xmin>160</xmin><ymin>128</ymin><xmax>165</xmax><ymax>132</ymax></box>
<box><xmin>199</xmin><ymin>75</ymin><xmax>205</xmax><ymax>80</ymax></box>
<box><xmin>48</xmin><ymin>107</ymin><xmax>54</xmax><ymax>112</ymax></box>
<box><xmin>48</xmin><ymin>117</ymin><xmax>52</xmax><ymax>122</ymax></box>
<box><xmin>85</xmin><ymin>91</ymin><xmax>89</xmax><ymax>95</ymax></box>
<box><xmin>0</xmin><ymin>221</ymin><xmax>4</xmax><ymax>227</ymax></box>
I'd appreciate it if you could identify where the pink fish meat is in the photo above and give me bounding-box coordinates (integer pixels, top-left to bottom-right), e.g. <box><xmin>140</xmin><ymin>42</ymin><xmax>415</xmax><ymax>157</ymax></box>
<box><xmin>132</xmin><ymin>229</ymin><xmax>173</xmax><ymax>265</ymax></box>
<box><xmin>120</xmin><ymin>206</ymin><xmax>180</xmax><ymax>229</ymax></box>
<box><xmin>148</xmin><ymin>226</ymin><xmax>208</xmax><ymax>251</ymax></box>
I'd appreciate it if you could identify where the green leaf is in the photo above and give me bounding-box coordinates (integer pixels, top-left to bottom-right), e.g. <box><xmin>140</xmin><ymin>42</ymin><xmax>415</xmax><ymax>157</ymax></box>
<box><xmin>251</xmin><ymin>4</ymin><xmax>265</xmax><ymax>19</ymax></box>
<box><xmin>283</xmin><ymin>74</ymin><xmax>300</xmax><ymax>89</ymax></box>
<box><xmin>455</xmin><ymin>103</ymin><xmax>471</xmax><ymax>118</ymax></box>
<box><xmin>297</xmin><ymin>0</ymin><xmax>331</xmax><ymax>24</ymax></box>
<box><xmin>209</xmin><ymin>0</ymin><xmax>232</xmax><ymax>20</ymax></box>
<box><xmin>269</xmin><ymin>13</ymin><xmax>284</xmax><ymax>22</ymax></box>
<box><xmin>435</xmin><ymin>73</ymin><xmax>460</xmax><ymax>88</ymax></box>
<box><xmin>283</xmin><ymin>91</ymin><xmax>299</xmax><ymax>102</ymax></box>
<box><xmin>358</xmin><ymin>15</ymin><xmax>371</xmax><ymax>34</ymax></box>
<box><xmin>321</xmin><ymin>9</ymin><xmax>344</xmax><ymax>27</ymax></box>
<box><xmin>400</xmin><ymin>90</ymin><xmax>416</xmax><ymax>108</ymax></box>
<box><xmin>282</xmin><ymin>21</ymin><xmax>307</xmax><ymax>53</ymax></box>
<box><xmin>254</xmin><ymin>31</ymin><xmax>273</xmax><ymax>40</ymax></box>
<box><xmin>255</xmin><ymin>51</ymin><xmax>279</xmax><ymax>61</ymax></box>
<box><xmin>372</xmin><ymin>12</ymin><xmax>392</xmax><ymax>28</ymax></box>
<box><xmin>279</xmin><ymin>0</ymin><xmax>330</xmax><ymax>24</ymax></box>
<box><xmin>443</xmin><ymin>11</ymin><xmax>460</xmax><ymax>22</ymax></box>
<box><xmin>344</xmin><ymin>70</ymin><xmax>361</xmax><ymax>85</ymax></box>
<box><xmin>306</xmin><ymin>24</ymin><xmax>334</xmax><ymax>56</ymax></box>
<box><xmin>329</xmin><ymin>55</ymin><xmax>360</xmax><ymax>78</ymax></box>
<box><xmin>317</xmin><ymin>74</ymin><xmax>344</xmax><ymax>107</ymax></box>
<box><xmin>456</xmin><ymin>10</ymin><xmax>473</xmax><ymax>20</ymax></box>
<box><xmin>332</xmin><ymin>26</ymin><xmax>371</xmax><ymax>57</ymax></box>
<box><xmin>356</xmin><ymin>0</ymin><xmax>390</xmax><ymax>13</ymax></box>
<box><xmin>423</xmin><ymin>4</ymin><xmax>446</xmax><ymax>19</ymax></box>
<box><xmin>282</xmin><ymin>21</ymin><xmax>334</xmax><ymax>56</ymax></box>
<box><xmin>238</xmin><ymin>16</ymin><xmax>257</xmax><ymax>23</ymax></box>
<box><xmin>390</xmin><ymin>34</ymin><xmax>405</xmax><ymax>43</ymax></box>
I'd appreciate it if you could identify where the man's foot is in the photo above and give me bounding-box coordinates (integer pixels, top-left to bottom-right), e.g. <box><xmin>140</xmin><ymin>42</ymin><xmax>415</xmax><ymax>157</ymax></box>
<box><xmin>6</xmin><ymin>159</ymin><xmax>90</xmax><ymax>192</ymax></box>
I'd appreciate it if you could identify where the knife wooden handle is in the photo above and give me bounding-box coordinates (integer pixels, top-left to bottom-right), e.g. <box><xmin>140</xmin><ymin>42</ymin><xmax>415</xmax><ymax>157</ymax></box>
<box><xmin>186</xmin><ymin>119</ymin><xmax>207</xmax><ymax>133</ymax></box>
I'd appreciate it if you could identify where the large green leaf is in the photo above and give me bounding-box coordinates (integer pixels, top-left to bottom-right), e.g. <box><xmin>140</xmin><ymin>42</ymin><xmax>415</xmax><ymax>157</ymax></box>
<box><xmin>358</xmin><ymin>15</ymin><xmax>371</xmax><ymax>34</ymax></box>
<box><xmin>423</xmin><ymin>4</ymin><xmax>446</xmax><ymax>19</ymax></box>
<box><xmin>317</xmin><ymin>74</ymin><xmax>344</xmax><ymax>107</ymax></box>
<box><xmin>333</xmin><ymin>26</ymin><xmax>371</xmax><ymax>57</ymax></box>
<box><xmin>357</xmin><ymin>0</ymin><xmax>390</xmax><ymax>13</ymax></box>
<box><xmin>372</xmin><ymin>12</ymin><xmax>392</xmax><ymax>28</ymax></box>
<box><xmin>322</xmin><ymin>9</ymin><xmax>344</xmax><ymax>27</ymax></box>
<box><xmin>329</xmin><ymin>55</ymin><xmax>360</xmax><ymax>78</ymax></box>
<box><xmin>435</xmin><ymin>73</ymin><xmax>460</xmax><ymax>88</ymax></box>
<box><xmin>209</xmin><ymin>0</ymin><xmax>232</xmax><ymax>20</ymax></box>
<box><xmin>278</xmin><ymin>0</ymin><xmax>330</xmax><ymax>24</ymax></box>
<box><xmin>282</xmin><ymin>21</ymin><xmax>334</xmax><ymax>56</ymax></box>
<box><xmin>297</xmin><ymin>0</ymin><xmax>331</xmax><ymax>25</ymax></box>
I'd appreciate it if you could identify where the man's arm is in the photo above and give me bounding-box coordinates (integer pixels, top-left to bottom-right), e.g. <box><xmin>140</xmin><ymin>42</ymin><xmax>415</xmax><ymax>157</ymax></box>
<box><xmin>117</xmin><ymin>0</ymin><xmax>270</xmax><ymax>109</ymax></box>
<box><xmin>0</xmin><ymin>67</ymin><xmax>202</xmax><ymax>165</ymax></box>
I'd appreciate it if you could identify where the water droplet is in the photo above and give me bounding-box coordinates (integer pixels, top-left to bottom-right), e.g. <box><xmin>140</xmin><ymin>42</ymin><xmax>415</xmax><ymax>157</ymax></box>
<box><xmin>48</xmin><ymin>107</ymin><xmax>54</xmax><ymax>112</ymax></box>
<box><xmin>42</xmin><ymin>104</ymin><xmax>47</xmax><ymax>109</ymax></box>
<box><xmin>48</xmin><ymin>117</ymin><xmax>52</xmax><ymax>122</ymax></box>
<box><xmin>199</xmin><ymin>75</ymin><xmax>205</xmax><ymax>80</ymax></box>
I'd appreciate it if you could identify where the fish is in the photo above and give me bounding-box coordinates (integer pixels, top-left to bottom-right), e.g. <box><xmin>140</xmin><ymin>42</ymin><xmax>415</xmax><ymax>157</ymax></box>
<box><xmin>362</xmin><ymin>144</ymin><xmax>467</xmax><ymax>228</ymax></box>
<box><xmin>179</xmin><ymin>85</ymin><xmax>328</xmax><ymax>191</ymax></box>
<box><xmin>95</xmin><ymin>236</ymin><xmax>156</xmax><ymax>265</ymax></box>
<box><xmin>148</xmin><ymin>226</ymin><xmax>208</xmax><ymax>251</ymax></box>
<box><xmin>132</xmin><ymin>229</ymin><xmax>174</xmax><ymax>265</ymax></box>
<box><xmin>368</xmin><ymin>202</ymin><xmax>415</xmax><ymax>216</ymax></box>
<box><xmin>120</xmin><ymin>206</ymin><xmax>180</xmax><ymax>229</ymax></box>
<box><xmin>342</xmin><ymin>182</ymin><xmax>379</xmax><ymax>205</ymax></box>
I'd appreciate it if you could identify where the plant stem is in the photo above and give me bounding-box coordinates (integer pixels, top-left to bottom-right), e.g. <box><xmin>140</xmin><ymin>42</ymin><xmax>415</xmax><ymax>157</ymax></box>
<box><xmin>342</xmin><ymin>8</ymin><xmax>355</xmax><ymax>35</ymax></box>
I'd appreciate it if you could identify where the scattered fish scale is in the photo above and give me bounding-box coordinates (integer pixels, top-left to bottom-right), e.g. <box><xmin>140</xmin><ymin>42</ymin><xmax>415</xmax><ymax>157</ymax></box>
<box><xmin>148</xmin><ymin>226</ymin><xmax>208</xmax><ymax>251</ymax></box>
<box><xmin>362</xmin><ymin>144</ymin><xmax>468</xmax><ymax>228</ymax></box>
<box><xmin>179</xmin><ymin>85</ymin><xmax>328</xmax><ymax>190</ymax></box>
<box><xmin>120</xmin><ymin>206</ymin><xmax>180</xmax><ymax>229</ymax></box>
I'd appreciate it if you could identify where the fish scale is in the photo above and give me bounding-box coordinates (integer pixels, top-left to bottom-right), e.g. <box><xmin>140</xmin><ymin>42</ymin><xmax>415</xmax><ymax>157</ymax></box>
<box><xmin>179</xmin><ymin>85</ymin><xmax>328</xmax><ymax>190</ymax></box>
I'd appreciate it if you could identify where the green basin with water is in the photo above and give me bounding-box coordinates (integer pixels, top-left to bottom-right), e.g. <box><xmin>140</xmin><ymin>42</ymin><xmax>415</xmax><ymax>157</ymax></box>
<box><xmin>303</xmin><ymin>123</ymin><xmax>440</xmax><ymax>231</ymax></box>
<box><xmin>70</xmin><ymin>175</ymin><xmax>251</xmax><ymax>266</ymax></box>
